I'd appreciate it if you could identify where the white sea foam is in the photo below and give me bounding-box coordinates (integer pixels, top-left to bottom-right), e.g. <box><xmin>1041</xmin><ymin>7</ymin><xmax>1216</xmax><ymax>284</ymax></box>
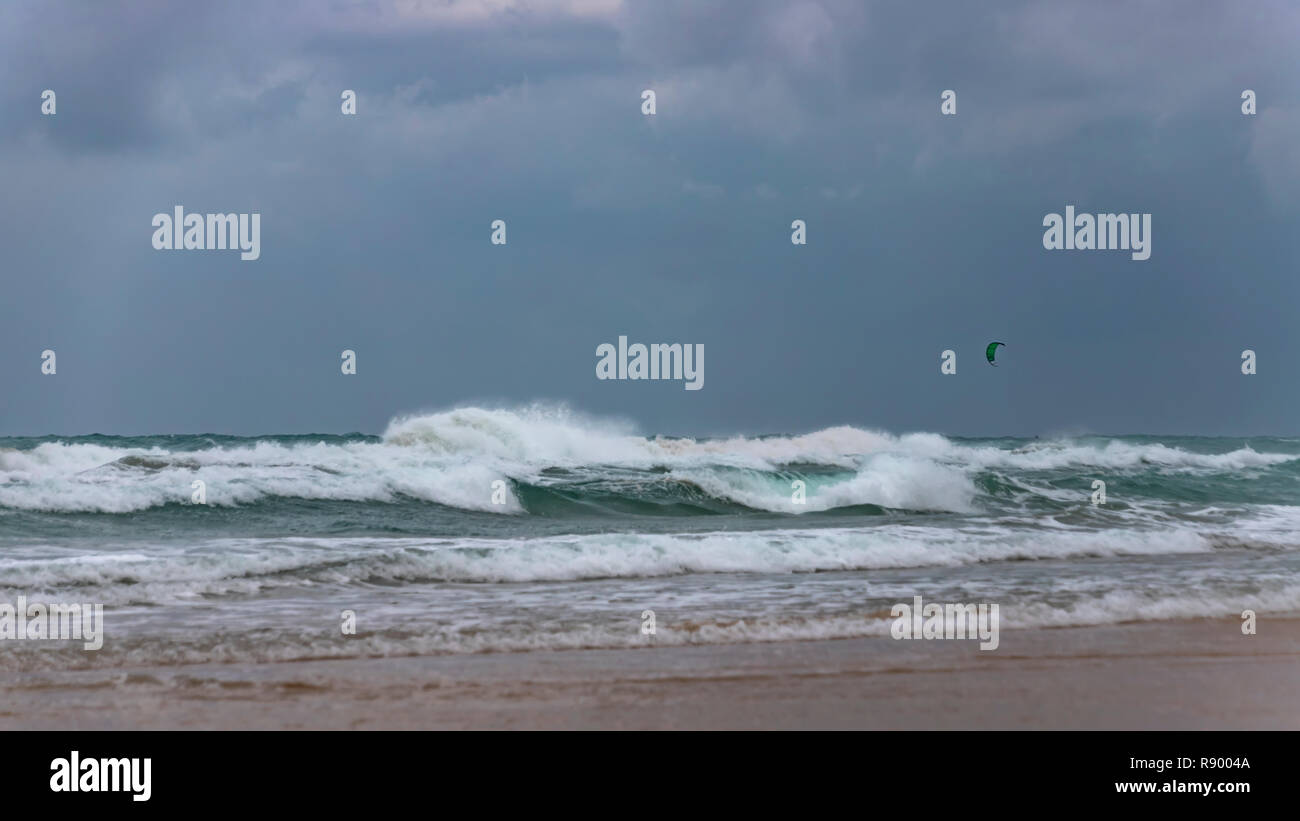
<box><xmin>0</xmin><ymin>406</ymin><xmax>1295</xmax><ymax>514</ymax></box>
<box><xmin>4</xmin><ymin>578</ymin><xmax>1297</xmax><ymax>671</ymax></box>
<box><xmin>0</xmin><ymin>523</ymin><xmax>1268</xmax><ymax>604</ymax></box>
<box><xmin>5</xmin><ymin>407</ymin><xmax>1299</xmax><ymax>670</ymax></box>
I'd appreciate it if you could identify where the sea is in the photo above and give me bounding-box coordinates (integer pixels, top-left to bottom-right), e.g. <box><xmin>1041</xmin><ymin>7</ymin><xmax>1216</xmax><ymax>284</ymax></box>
<box><xmin>2</xmin><ymin>405</ymin><xmax>1298</xmax><ymax>671</ymax></box>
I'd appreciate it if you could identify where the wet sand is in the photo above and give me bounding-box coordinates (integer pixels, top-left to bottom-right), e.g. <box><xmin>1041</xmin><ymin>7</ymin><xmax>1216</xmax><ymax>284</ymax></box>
<box><xmin>2</xmin><ymin>618</ymin><xmax>1297</xmax><ymax>730</ymax></box>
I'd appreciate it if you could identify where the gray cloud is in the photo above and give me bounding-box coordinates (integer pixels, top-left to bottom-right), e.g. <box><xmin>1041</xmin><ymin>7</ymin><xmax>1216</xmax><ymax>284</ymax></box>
<box><xmin>1</xmin><ymin>0</ymin><xmax>1297</xmax><ymax>436</ymax></box>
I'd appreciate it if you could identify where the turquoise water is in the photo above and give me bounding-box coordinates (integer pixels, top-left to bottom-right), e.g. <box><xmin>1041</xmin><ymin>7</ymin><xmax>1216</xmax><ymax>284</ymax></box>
<box><xmin>2</xmin><ymin>407</ymin><xmax>1298</xmax><ymax>669</ymax></box>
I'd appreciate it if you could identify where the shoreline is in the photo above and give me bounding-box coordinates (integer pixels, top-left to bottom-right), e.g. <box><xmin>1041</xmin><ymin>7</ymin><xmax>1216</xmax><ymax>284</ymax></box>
<box><xmin>2</xmin><ymin>616</ymin><xmax>1297</xmax><ymax>729</ymax></box>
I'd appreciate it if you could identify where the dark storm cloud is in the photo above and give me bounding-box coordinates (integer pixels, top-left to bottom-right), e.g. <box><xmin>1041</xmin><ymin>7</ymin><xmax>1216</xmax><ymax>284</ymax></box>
<box><xmin>1</xmin><ymin>0</ymin><xmax>1297</xmax><ymax>436</ymax></box>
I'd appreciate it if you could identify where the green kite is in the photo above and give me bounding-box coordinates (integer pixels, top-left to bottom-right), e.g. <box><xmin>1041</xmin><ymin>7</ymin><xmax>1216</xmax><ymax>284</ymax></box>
<box><xmin>985</xmin><ymin>341</ymin><xmax>1005</xmax><ymax>366</ymax></box>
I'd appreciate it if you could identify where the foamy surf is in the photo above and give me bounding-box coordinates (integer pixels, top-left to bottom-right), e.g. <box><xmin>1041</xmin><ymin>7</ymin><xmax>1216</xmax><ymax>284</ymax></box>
<box><xmin>2</xmin><ymin>406</ymin><xmax>1299</xmax><ymax>669</ymax></box>
<box><xmin>1</xmin><ymin>406</ymin><xmax>1296</xmax><ymax>515</ymax></box>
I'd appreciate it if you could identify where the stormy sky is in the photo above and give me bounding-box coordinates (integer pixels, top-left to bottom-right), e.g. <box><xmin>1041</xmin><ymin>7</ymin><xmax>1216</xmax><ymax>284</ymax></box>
<box><xmin>1</xmin><ymin>0</ymin><xmax>1297</xmax><ymax>437</ymax></box>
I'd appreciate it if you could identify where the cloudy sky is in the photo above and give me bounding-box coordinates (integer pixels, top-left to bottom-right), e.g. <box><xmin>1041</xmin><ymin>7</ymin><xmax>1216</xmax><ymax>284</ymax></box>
<box><xmin>1</xmin><ymin>0</ymin><xmax>1297</xmax><ymax>437</ymax></box>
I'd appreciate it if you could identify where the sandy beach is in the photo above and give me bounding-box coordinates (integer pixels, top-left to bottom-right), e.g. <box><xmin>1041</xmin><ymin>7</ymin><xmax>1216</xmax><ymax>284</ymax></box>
<box><xmin>2</xmin><ymin>617</ymin><xmax>1296</xmax><ymax>730</ymax></box>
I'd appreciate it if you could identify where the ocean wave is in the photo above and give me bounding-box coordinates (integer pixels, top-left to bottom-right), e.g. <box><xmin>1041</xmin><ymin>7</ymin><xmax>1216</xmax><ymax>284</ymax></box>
<box><xmin>0</xmin><ymin>405</ymin><xmax>1296</xmax><ymax>515</ymax></box>
<box><xmin>3</xmin><ymin>580</ymin><xmax>1297</xmax><ymax>671</ymax></box>
<box><xmin>6</xmin><ymin>523</ymin><xmax>1290</xmax><ymax>601</ymax></box>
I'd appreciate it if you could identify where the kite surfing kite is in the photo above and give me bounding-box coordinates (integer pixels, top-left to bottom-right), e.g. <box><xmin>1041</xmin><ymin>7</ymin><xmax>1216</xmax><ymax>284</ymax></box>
<box><xmin>985</xmin><ymin>341</ymin><xmax>1005</xmax><ymax>366</ymax></box>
